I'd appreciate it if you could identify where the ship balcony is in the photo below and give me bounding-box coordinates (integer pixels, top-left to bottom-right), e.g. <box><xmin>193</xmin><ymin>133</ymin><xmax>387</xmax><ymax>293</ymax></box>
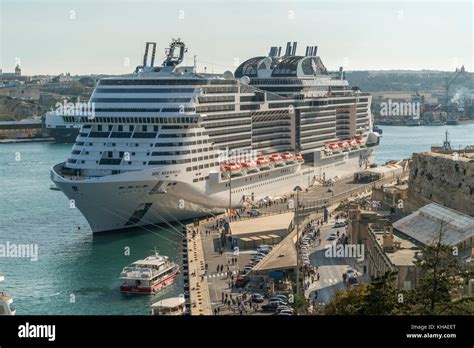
<box><xmin>51</xmin><ymin>162</ymin><xmax>86</xmax><ymax>181</ymax></box>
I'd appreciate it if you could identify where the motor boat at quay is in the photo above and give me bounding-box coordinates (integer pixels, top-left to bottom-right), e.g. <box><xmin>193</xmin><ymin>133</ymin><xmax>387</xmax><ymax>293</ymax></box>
<box><xmin>150</xmin><ymin>294</ymin><xmax>187</xmax><ymax>315</ymax></box>
<box><xmin>119</xmin><ymin>252</ymin><xmax>179</xmax><ymax>294</ymax></box>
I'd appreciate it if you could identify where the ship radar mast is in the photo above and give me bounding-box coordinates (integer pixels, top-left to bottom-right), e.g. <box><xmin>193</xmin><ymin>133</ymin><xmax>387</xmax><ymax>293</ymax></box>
<box><xmin>163</xmin><ymin>38</ymin><xmax>187</xmax><ymax>67</ymax></box>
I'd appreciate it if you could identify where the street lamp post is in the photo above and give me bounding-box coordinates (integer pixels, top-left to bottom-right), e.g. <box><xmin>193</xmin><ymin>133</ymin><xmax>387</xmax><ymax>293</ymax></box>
<box><xmin>228</xmin><ymin>168</ymin><xmax>232</xmax><ymax>211</ymax></box>
<box><xmin>293</xmin><ymin>185</ymin><xmax>302</xmax><ymax>307</ymax></box>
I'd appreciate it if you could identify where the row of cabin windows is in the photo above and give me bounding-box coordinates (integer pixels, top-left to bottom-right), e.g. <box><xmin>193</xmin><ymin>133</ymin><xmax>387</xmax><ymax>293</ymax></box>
<box><xmin>192</xmin><ymin>176</ymin><xmax>209</xmax><ymax>182</ymax></box>
<box><xmin>93</xmin><ymin>124</ymin><xmax>204</xmax><ymax>134</ymax></box>
<box><xmin>62</xmin><ymin>116</ymin><xmax>198</xmax><ymax>124</ymax></box>
<box><xmin>187</xmin><ymin>162</ymin><xmax>220</xmax><ymax>172</ymax></box>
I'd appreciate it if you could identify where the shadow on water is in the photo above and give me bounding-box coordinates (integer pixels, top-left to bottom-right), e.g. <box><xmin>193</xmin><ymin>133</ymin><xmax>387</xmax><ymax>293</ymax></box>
<box><xmin>90</xmin><ymin>219</ymin><xmax>191</xmax><ymax>245</ymax></box>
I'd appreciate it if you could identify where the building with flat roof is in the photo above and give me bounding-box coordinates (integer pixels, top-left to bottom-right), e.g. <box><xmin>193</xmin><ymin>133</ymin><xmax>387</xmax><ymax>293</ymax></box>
<box><xmin>229</xmin><ymin>212</ymin><xmax>294</xmax><ymax>244</ymax></box>
<box><xmin>366</xmin><ymin>223</ymin><xmax>421</xmax><ymax>290</ymax></box>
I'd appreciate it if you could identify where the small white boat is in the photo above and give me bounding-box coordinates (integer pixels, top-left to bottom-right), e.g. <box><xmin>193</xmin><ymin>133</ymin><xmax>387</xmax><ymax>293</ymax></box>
<box><xmin>150</xmin><ymin>294</ymin><xmax>186</xmax><ymax>315</ymax></box>
<box><xmin>120</xmin><ymin>252</ymin><xmax>179</xmax><ymax>295</ymax></box>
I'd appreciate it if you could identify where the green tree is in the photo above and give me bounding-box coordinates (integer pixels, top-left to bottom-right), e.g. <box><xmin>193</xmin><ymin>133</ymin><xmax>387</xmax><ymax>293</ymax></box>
<box><xmin>292</xmin><ymin>293</ymin><xmax>309</xmax><ymax>315</ymax></box>
<box><xmin>323</xmin><ymin>284</ymin><xmax>368</xmax><ymax>315</ymax></box>
<box><xmin>413</xmin><ymin>221</ymin><xmax>462</xmax><ymax>314</ymax></box>
<box><xmin>360</xmin><ymin>271</ymin><xmax>401</xmax><ymax>315</ymax></box>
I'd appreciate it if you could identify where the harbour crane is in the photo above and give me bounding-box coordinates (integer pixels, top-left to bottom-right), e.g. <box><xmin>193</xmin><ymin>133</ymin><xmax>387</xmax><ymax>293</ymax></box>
<box><xmin>444</xmin><ymin>65</ymin><xmax>465</xmax><ymax>108</ymax></box>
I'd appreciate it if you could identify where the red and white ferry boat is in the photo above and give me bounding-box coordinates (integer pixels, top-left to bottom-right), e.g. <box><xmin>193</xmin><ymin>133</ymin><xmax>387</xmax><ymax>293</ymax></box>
<box><xmin>120</xmin><ymin>252</ymin><xmax>179</xmax><ymax>294</ymax></box>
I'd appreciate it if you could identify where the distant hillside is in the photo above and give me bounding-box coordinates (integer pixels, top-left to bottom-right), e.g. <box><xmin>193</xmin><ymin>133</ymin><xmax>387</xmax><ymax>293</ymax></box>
<box><xmin>345</xmin><ymin>70</ymin><xmax>474</xmax><ymax>93</ymax></box>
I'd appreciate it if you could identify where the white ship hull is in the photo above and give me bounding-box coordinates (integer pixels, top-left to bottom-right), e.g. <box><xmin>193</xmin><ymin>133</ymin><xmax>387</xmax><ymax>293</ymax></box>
<box><xmin>51</xmin><ymin>148</ymin><xmax>372</xmax><ymax>233</ymax></box>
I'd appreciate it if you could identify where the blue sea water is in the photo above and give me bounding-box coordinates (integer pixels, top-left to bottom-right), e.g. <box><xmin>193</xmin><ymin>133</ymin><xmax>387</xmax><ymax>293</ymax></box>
<box><xmin>0</xmin><ymin>124</ymin><xmax>472</xmax><ymax>314</ymax></box>
<box><xmin>0</xmin><ymin>144</ymin><xmax>184</xmax><ymax>314</ymax></box>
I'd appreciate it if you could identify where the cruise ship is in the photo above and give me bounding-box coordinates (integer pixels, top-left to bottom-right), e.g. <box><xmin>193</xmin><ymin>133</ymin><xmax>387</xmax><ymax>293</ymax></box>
<box><xmin>51</xmin><ymin>39</ymin><xmax>380</xmax><ymax>233</ymax></box>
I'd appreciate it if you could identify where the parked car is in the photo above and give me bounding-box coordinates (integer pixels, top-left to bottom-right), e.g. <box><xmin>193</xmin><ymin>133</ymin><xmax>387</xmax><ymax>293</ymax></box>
<box><xmin>347</xmin><ymin>275</ymin><xmax>359</xmax><ymax>286</ymax></box>
<box><xmin>269</xmin><ymin>299</ymin><xmax>287</xmax><ymax>307</ymax></box>
<box><xmin>235</xmin><ymin>276</ymin><xmax>248</xmax><ymax>288</ymax></box>
<box><xmin>277</xmin><ymin>309</ymin><xmax>294</xmax><ymax>315</ymax></box>
<box><xmin>334</xmin><ymin>220</ymin><xmax>346</xmax><ymax>228</ymax></box>
<box><xmin>327</xmin><ymin>233</ymin><xmax>337</xmax><ymax>241</ymax></box>
<box><xmin>257</xmin><ymin>245</ymin><xmax>272</xmax><ymax>253</ymax></box>
<box><xmin>275</xmin><ymin>305</ymin><xmax>292</xmax><ymax>313</ymax></box>
<box><xmin>252</xmin><ymin>293</ymin><xmax>265</xmax><ymax>303</ymax></box>
<box><xmin>273</xmin><ymin>294</ymin><xmax>288</xmax><ymax>302</ymax></box>
<box><xmin>250</xmin><ymin>209</ymin><xmax>262</xmax><ymax>217</ymax></box>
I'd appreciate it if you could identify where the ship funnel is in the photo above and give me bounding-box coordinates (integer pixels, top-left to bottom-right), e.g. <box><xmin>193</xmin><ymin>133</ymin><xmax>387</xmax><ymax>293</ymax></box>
<box><xmin>313</xmin><ymin>46</ymin><xmax>318</xmax><ymax>56</ymax></box>
<box><xmin>269</xmin><ymin>46</ymin><xmax>279</xmax><ymax>57</ymax></box>
<box><xmin>292</xmin><ymin>41</ymin><xmax>297</xmax><ymax>55</ymax></box>
<box><xmin>285</xmin><ymin>42</ymin><xmax>291</xmax><ymax>56</ymax></box>
<box><xmin>305</xmin><ymin>46</ymin><xmax>310</xmax><ymax>56</ymax></box>
<box><xmin>278</xmin><ymin>46</ymin><xmax>282</xmax><ymax>56</ymax></box>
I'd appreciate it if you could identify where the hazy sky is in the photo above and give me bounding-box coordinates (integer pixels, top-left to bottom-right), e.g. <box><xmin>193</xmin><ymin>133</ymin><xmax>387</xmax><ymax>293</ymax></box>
<box><xmin>1</xmin><ymin>0</ymin><xmax>472</xmax><ymax>75</ymax></box>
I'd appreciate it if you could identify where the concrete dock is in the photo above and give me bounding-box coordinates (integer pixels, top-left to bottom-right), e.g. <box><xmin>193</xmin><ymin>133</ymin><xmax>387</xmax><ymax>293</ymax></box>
<box><xmin>185</xmin><ymin>221</ymin><xmax>213</xmax><ymax>315</ymax></box>
<box><xmin>182</xmin><ymin>169</ymin><xmax>409</xmax><ymax>315</ymax></box>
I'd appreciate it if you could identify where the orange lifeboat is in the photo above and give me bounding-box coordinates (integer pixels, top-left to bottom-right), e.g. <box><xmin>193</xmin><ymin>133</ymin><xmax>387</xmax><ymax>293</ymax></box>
<box><xmin>349</xmin><ymin>139</ymin><xmax>359</xmax><ymax>149</ymax></box>
<box><xmin>269</xmin><ymin>153</ymin><xmax>284</xmax><ymax>167</ymax></box>
<box><xmin>328</xmin><ymin>143</ymin><xmax>341</xmax><ymax>153</ymax></box>
<box><xmin>240</xmin><ymin>159</ymin><xmax>259</xmax><ymax>173</ymax></box>
<box><xmin>256</xmin><ymin>156</ymin><xmax>271</xmax><ymax>170</ymax></box>
<box><xmin>295</xmin><ymin>153</ymin><xmax>304</xmax><ymax>162</ymax></box>
<box><xmin>356</xmin><ymin>137</ymin><xmax>365</xmax><ymax>147</ymax></box>
<box><xmin>338</xmin><ymin>141</ymin><xmax>350</xmax><ymax>152</ymax></box>
<box><xmin>269</xmin><ymin>154</ymin><xmax>283</xmax><ymax>161</ymax></box>
<box><xmin>281</xmin><ymin>152</ymin><xmax>296</xmax><ymax>164</ymax></box>
<box><xmin>222</xmin><ymin>162</ymin><xmax>242</xmax><ymax>176</ymax></box>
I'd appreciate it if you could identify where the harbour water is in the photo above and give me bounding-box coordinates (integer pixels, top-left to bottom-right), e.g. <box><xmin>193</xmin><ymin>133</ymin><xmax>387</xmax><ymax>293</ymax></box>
<box><xmin>0</xmin><ymin>124</ymin><xmax>473</xmax><ymax>314</ymax></box>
